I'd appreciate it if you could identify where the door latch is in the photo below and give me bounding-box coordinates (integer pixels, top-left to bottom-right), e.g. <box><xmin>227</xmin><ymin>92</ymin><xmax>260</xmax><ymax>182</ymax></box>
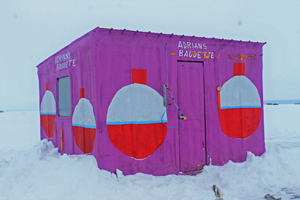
<box><xmin>179</xmin><ymin>115</ymin><xmax>187</xmax><ymax>120</ymax></box>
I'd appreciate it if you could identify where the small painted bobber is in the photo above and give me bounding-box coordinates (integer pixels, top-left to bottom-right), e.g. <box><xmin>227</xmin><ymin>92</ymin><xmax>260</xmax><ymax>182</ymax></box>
<box><xmin>40</xmin><ymin>83</ymin><xmax>56</xmax><ymax>138</ymax></box>
<box><xmin>72</xmin><ymin>88</ymin><xmax>96</xmax><ymax>154</ymax></box>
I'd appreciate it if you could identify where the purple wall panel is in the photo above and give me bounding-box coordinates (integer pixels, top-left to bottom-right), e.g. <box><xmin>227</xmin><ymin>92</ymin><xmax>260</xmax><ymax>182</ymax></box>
<box><xmin>37</xmin><ymin>27</ymin><xmax>265</xmax><ymax>175</ymax></box>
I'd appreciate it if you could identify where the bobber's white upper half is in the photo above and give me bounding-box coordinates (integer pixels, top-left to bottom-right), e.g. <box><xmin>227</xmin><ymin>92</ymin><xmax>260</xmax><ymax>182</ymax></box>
<box><xmin>40</xmin><ymin>91</ymin><xmax>56</xmax><ymax>114</ymax></box>
<box><xmin>220</xmin><ymin>76</ymin><xmax>261</xmax><ymax>109</ymax></box>
<box><xmin>107</xmin><ymin>84</ymin><xmax>167</xmax><ymax>124</ymax></box>
<box><xmin>72</xmin><ymin>98</ymin><xmax>96</xmax><ymax>128</ymax></box>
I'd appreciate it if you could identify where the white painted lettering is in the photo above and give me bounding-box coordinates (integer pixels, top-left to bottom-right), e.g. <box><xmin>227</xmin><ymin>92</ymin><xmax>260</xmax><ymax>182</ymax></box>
<box><xmin>55</xmin><ymin>51</ymin><xmax>76</xmax><ymax>71</ymax></box>
<box><xmin>184</xmin><ymin>51</ymin><xmax>188</xmax><ymax>57</ymax></box>
<box><xmin>187</xmin><ymin>42</ymin><xmax>191</xmax><ymax>49</ymax></box>
<box><xmin>178</xmin><ymin>41</ymin><xmax>208</xmax><ymax>50</ymax></box>
<box><xmin>198</xmin><ymin>43</ymin><xmax>202</xmax><ymax>49</ymax></box>
<box><xmin>198</xmin><ymin>52</ymin><xmax>202</xmax><ymax>59</ymax></box>
<box><xmin>66</xmin><ymin>51</ymin><xmax>71</xmax><ymax>59</ymax></box>
<box><xmin>55</xmin><ymin>51</ymin><xmax>72</xmax><ymax>64</ymax></box>
<box><xmin>179</xmin><ymin>49</ymin><xmax>183</xmax><ymax>56</ymax></box>
<box><xmin>178</xmin><ymin>41</ymin><xmax>183</xmax><ymax>49</ymax></box>
<box><xmin>176</xmin><ymin>42</ymin><xmax>211</xmax><ymax>60</ymax></box>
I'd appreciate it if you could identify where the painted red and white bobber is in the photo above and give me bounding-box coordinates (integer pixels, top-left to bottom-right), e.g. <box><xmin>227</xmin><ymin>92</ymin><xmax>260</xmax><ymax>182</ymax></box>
<box><xmin>40</xmin><ymin>83</ymin><xmax>56</xmax><ymax>138</ymax></box>
<box><xmin>106</xmin><ymin>69</ymin><xmax>168</xmax><ymax>159</ymax></box>
<box><xmin>218</xmin><ymin>63</ymin><xmax>261</xmax><ymax>139</ymax></box>
<box><xmin>72</xmin><ymin>88</ymin><xmax>96</xmax><ymax>154</ymax></box>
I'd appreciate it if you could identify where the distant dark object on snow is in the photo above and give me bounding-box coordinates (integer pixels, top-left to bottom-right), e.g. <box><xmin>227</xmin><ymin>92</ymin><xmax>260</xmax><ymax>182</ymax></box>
<box><xmin>264</xmin><ymin>194</ymin><xmax>281</xmax><ymax>200</ymax></box>
<box><xmin>295</xmin><ymin>103</ymin><xmax>300</xmax><ymax>105</ymax></box>
<box><xmin>0</xmin><ymin>110</ymin><xmax>4</xmax><ymax>113</ymax></box>
<box><xmin>267</xmin><ymin>103</ymin><xmax>272</xmax><ymax>105</ymax></box>
<box><xmin>273</xmin><ymin>103</ymin><xmax>278</xmax><ymax>105</ymax></box>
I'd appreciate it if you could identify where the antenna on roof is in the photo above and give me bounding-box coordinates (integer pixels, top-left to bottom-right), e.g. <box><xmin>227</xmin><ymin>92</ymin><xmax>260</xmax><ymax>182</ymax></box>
<box><xmin>219</xmin><ymin>38</ymin><xmax>224</xmax><ymax>42</ymax></box>
<box><xmin>158</xmin><ymin>32</ymin><xmax>162</xmax><ymax>37</ymax></box>
<box><xmin>146</xmin><ymin>31</ymin><xmax>151</xmax><ymax>36</ymax></box>
<box><xmin>122</xmin><ymin>29</ymin><xmax>126</xmax><ymax>34</ymax></box>
<box><xmin>180</xmin><ymin>35</ymin><xmax>184</xmax><ymax>39</ymax></box>
<box><xmin>134</xmin><ymin>30</ymin><xmax>138</xmax><ymax>35</ymax></box>
<box><xmin>169</xmin><ymin>33</ymin><xmax>173</xmax><ymax>38</ymax></box>
<box><xmin>109</xmin><ymin>28</ymin><xmax>113</xmax><ymax>33</ymax></box>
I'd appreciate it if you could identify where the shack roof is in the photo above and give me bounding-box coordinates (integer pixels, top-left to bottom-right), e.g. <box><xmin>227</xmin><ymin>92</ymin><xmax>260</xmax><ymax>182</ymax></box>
<box><xmin>37</xmin><ymin>27</ymin><xmax>266</xmax><ymax>67</ymax></box>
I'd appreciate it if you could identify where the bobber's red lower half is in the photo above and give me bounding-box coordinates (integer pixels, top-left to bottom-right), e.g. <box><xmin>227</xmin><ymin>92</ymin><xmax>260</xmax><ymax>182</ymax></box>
<box><xmin>72</xmin><ymin>126</ymin><xmax>96</xmax><ymax>154</ymax></box>
<box><xmin>107</xmin><ymin>123</ymin><xmax>168</xmax><ymax>159</ymax></box>
<box><xmin>218</xmin><ymin>108</ymin><xmax>261</xmax><ymax>139</ymax></box>
<box><xmin>40</xmin><ymin>115</ymin><xmax>55</xmax><ymax>138</ymax></box>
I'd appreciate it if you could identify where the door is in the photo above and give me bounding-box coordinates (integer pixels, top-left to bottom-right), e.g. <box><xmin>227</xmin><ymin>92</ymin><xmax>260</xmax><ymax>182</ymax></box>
<box><xmin>177</xmin><ymin>61</ymin><xmax>206</xmax><ymax>173</ymax></box>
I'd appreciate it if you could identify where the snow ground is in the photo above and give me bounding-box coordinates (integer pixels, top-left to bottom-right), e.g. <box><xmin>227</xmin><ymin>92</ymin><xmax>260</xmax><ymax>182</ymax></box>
<box><xmin>0</xmin><ymin>105</ymin><xmax>300</xmax><ymax>200</ymax></box>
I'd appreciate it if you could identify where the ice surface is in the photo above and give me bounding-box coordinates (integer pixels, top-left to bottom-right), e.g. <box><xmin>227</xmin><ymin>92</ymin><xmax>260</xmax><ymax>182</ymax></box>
<box><xmin>0</xmin><ymin>110</ymin><xmax>40</xmax><ymax>151</ymax></box>
<box><xmin>0</xmin><ymin>105</ymin><xmax>300</xmax><ymax>200</ymax></box>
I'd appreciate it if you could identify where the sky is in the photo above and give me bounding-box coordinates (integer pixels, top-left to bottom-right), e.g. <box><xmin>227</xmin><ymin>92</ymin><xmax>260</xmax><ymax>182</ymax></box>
<box><xmin>1</xmin><ymin>0</ymin><xmax>300</xmax><ymax>110</ymax></box>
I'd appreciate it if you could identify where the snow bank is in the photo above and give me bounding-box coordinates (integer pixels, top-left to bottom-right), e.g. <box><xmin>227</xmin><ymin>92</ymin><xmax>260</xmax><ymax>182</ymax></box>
<box><xmin>1</xmin><ymin>105</ymin><xmax>300</xmax><ymax>199</ymax></box>
<box><xmin>0</xmin><ymin>140</ymin><xmax>114</xmax><ymax>200</ymax></box>
<box><xmin>0</xmin><ymin>141</ymin><xmax>299</xmax><ymax>199</ymax></box>
<box><xmin>199</xmin><ymin>142</ymin><xmax>300</xmax><ymax>199</ymax></box>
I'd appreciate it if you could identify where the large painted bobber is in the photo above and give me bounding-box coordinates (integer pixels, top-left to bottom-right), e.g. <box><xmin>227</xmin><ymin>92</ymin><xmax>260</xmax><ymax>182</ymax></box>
<box><xmin>40</xmin><ymin>83</ymin><xmax>56</xmax><ymax>138</ymax></box>
<box><xmin>72</xmin><ymin>88</ymin><xmax>96</xmax><ymax>154</ymax></box>
<box><xmin>106</xmin><ymin>69</ymin><xmax>168</xmax><ymax>159</ymax></box>
<box><xmin>218</xmin><ymin>63</ymin><xmax>261</xmax><ymax>139</ymax></box>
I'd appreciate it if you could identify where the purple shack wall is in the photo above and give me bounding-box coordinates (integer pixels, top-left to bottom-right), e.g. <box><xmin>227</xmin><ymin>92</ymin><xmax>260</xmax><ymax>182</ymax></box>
<box><xmin>37</xmin><ymin>27</ymin><xmax>265</xmax><ymax>176</ymax></box>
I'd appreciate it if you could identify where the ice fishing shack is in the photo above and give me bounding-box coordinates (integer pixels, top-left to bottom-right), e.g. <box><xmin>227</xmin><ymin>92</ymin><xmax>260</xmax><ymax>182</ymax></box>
<box><xmin>37</xmin><ymin>27</ymin><xmax>266</xmax><ymax>175</ymax></box>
